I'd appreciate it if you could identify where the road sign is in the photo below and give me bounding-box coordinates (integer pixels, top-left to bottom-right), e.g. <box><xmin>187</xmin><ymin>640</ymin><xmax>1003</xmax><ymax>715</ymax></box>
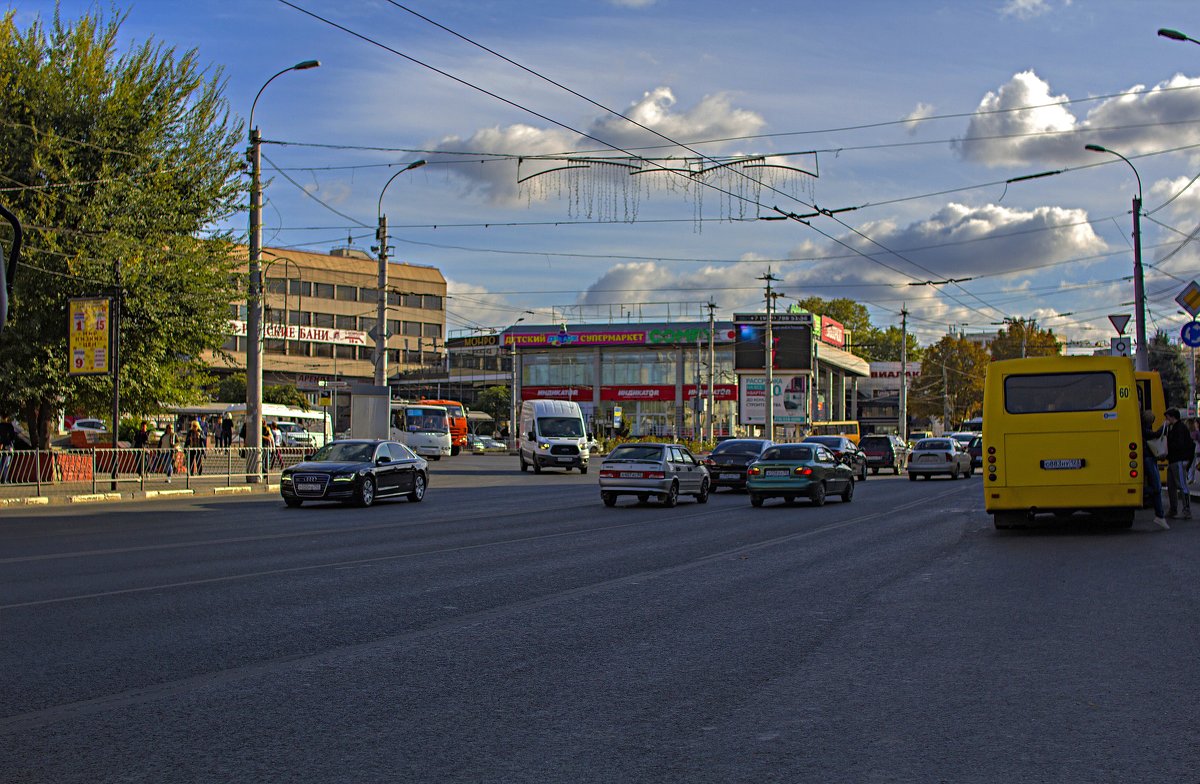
<box><xmin>1182</xmin><ymin>321</ymin><xmax>1200</xmax><ymax>348</ymax></box>
<box><xmin>1111</xmin><ymin>337</ymin><xmax>1131</xmax><ymax>358</ymax></box>
<box><xmin>1107</xmin><ymin>314</ymin><xmax>1131</xmax><ymax>335</ymax></box>
<box><xmin>1176</xmin><ymin>281</ymin><xmax>1200</xmax><ymax>317</ymax></box>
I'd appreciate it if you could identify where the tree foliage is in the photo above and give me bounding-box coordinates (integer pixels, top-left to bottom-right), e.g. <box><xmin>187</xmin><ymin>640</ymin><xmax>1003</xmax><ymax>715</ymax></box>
<box><xmin>857</xmin><ymin>325</ymin><xmax>924</xmax><ymax>363</ymax></box>
<box><xmin>907</xmin><ymin>335</ymin><xmax>990</xmax><ymax>424</ymax></box>
<box><xmin>1148</xmin><ymin>331</ymin><xmax>1190</xmax><ymax>409</ymax></box>
<box><xmin>989</xmin><ymin>319</ymin><xmax>1061</xmax><ymax>360</ymax></box>
<box><xmin>0</xmin><ymin>9</ymin><xmax>243</xmax><ymax>445</ymax></box>
<box><xmin>793</xmin><ymin>297</ymin><xmax>872</xmax><ymax>342</ymax></box>
<box><xmin>474</xmin><ymin>385</ymin><xmax>511</xmax><ymax>425</ymax></box>
<box><xmin>214</xmin><ymin>373</ymin><xmax>307</xmax><ymax>409</ymax></box>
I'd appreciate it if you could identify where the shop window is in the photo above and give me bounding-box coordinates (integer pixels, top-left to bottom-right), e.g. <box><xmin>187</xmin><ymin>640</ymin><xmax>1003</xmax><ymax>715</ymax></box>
<box><xmin>334</xmin><ymin>345</ymin><xmax>355</xmax><ymax>359</ymax></box>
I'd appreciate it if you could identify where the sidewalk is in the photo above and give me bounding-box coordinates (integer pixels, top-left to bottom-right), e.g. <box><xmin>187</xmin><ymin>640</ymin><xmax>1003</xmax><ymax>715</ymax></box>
<box><xmin>0</xmin><ymin>476</ymin><xmax>281</xmax><ymax>508</ymax></box>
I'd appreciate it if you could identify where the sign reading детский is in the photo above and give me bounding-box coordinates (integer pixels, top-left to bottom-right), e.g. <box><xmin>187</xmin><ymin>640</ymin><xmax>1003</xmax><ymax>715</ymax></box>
<box><xmin>68</xmin><ymin>297</ymin><xmax>112</xmax><ymax>376</ymax></box>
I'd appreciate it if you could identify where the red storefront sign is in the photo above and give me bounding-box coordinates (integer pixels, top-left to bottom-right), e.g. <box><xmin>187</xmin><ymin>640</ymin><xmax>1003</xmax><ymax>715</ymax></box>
<box><xmin>685</xmin><ymin>384</ymin><xmax>738</xmax><ymax>401</ymax></box>
<box><xmin>520</xmin><ymin>386</ymin><xmax>589</xmax><ymax>400</ymax></box>
<box><xmin>820</xmin><ymin>316</ymin><xmax>846</xmax><ymax>348</ymax></box>
<box><xmin>523</xmin><ymin>385</ymin><xmax>740</xmax><ymax>402</ymax></box>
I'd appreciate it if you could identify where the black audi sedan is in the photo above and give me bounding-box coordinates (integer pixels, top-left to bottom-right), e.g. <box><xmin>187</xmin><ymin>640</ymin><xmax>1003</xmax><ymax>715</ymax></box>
<box><xmin>280</xmin><ymin>439</ymin><xmax>428</xmax><ymax>508</ymax></box>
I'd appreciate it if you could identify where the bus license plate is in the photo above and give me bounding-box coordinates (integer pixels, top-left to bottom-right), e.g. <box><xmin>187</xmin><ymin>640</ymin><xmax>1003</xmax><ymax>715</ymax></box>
<box><xmin>1041</xmin><ymin>459</ymin><xmax>1085</xmax><ymax>470</ymax></box>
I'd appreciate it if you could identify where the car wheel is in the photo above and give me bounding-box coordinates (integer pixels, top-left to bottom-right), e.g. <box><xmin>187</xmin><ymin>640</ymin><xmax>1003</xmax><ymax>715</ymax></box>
<box><xmin>859</xmin><ymin>464</ymin><xmax>868</xmax><ymax>482</ymax></box>
<box><xmin>841</xmin><ymin>478</ymin><xmax>854</xmax><ymax>503</ymax></box>
<box><xmin>810</xmin><ymin>482</ymin><xmax>826</xmax><ymax>507</ymax></box>
<box><xmin>908</xmin><ymin>472</ymin><xmax>916</xmax><ymax>481</ymax></box>
<box><xmin>408</xmin><ymin>472</ymin><xmax>426</xmax><ymax>502</ymax></box>
<box><xmin>695</xmin><ymin>478</ymin><xmax>710</xmax><ymax>504</ymax></box>
<box><xmin>519</xmin><ymin>454</ymin><xmax>528</xmax><ymax>472</ymax></box>
<box><xmin>750</xmin><ymin>494</ymin><xmax>764</xmax><ymax>507</ymax></box>
<box><xmin>637</xmin><ymin>494</ymin><xmax>649</xmax><ymax>504</ymax></box>
<box><xmin>450</xmin><ymin>446</ymin><xmax>461</xmax><ymax>457</ymax></box>
<box><xmin>284</xmin><ymin>497</ymin><xmax>303</xmax><ymax>508</ymax></box>
<box><xmin>602</xmin><ymin>492</ymin><xmax>617</xmax><ymax>507</ymax></box>
<box><xmin>784</xmin><ymin>495</ymin><xmax>796</xmax><ymax>505</ymax></box>
<box><xmin>580</xmin><ymin>466</ymin><xmax>588</xmax><ymax>475</ymax></box>
<box><xmin>871</xmin><ymin>467</ymin><xmax>879</xmax><ymax>476</ymax></box>
<box><xmin>533</xmin><ymin>459</ymin><xmax>542</xmax><ymax>474</ymax></box>
<box><xmin>356</xmin><ymin>476</ymin><xmax>376</xmax><ymax>508</ymax></box>
<box><xmin>662</xmin><ymin>482</ymin><xmax>679</xmax><ymax>508</ymax></box>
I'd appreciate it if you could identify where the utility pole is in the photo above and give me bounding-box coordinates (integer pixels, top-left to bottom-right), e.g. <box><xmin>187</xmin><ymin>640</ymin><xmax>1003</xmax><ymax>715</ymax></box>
<box><xmin>706</xmin><ymin>299</ymin><xmax>716</xmax><ymax>441</ymax></box>
<box><xmin>110</xmin><ymin>259</ymin><xmax>121</xmax><ymax>491</ymax></box>
<box><xmin>899</xmin><ymin>306</ymin><xmax>908</xmax><ymax>440</ymax></box>
<box><xmin>759</xmin><ymin>270</ymin><xmax>780</xmax><ymax>439</ymax></box>
<box><xmin>375</xmin><ymin>212</ymin><xmax>389</xmax><ymax>387</ymax></box>
<box><xmin>942</xmin><ymin>358</ymin><xmax>951</xmax><ymax>431</ymax></box>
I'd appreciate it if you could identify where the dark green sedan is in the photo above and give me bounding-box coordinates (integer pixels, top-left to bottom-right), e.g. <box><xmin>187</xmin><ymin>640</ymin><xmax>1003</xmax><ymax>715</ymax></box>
<box><xmin>746</xmin><ymin>442</ymin><xmax>856</xmax><ymax>507</ymax></box>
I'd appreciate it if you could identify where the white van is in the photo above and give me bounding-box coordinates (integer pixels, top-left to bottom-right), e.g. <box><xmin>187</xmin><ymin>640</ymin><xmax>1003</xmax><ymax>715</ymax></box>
<box><xmin>518</xmin><ymin>399</ymin><xmax>590</xmax><ymax>474</ymax></box>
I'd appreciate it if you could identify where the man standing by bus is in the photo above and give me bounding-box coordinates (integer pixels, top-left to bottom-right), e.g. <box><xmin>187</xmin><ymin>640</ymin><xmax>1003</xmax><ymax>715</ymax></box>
<box><xmin>1165</xmin><ymin>408</ymin><xmax>1192</xmax><ymax>520</ymax></box>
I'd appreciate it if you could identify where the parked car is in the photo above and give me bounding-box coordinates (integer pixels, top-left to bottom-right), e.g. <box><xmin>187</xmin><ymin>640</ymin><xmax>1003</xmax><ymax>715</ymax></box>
<box><xmin>280</xmin><ymin>439</ymin><xmax>428</xmax><ymax>508</ymax></box>
<box><xmin>598</xmin><ymin>442</ymin><xmax>710</xmax><ymax>507</ymax></box>
<box><xmin>907</xmin><ymin>437</ymin><xmax>973</xmax><ymax>480</ymax></box>
<box><xmin>69</xmin><ymin>418</ymin><xmax>106</xmax><ymax>432</ymax></box>
<box><xmin>466</xmin><ymin>433</ymin><xmax>485</xmax><ymax>452</ymax></box>
<box><xmin>274</xmin><ymin>421</ymin><xmax>320</xmax><ymax>448</ymax></box>
<box><xmin>702</xmin><ymin>438</ymin><xmax>773</xmax><ymax>491</ymax></box>
<box><xmin>968</xmin><ymin>435</ymin><xmax>983</xmax><ymax>469</ymax></box>
<box><xmin>858</xmin><ymin>434</ymin><xmax>908</xmax><ymax>475</ymax></box>
<box><xmin>746</xmin><ymin>442</ymin><xmax>856</xmax><ymax>507</ymax></box>
<box><xmin>802</xmin><ymin>435</ymin><xmax>869</xmax><ymax>481</ymax></box>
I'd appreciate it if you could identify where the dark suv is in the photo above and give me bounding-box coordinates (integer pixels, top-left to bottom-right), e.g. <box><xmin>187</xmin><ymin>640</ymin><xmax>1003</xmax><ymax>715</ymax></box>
<box><xmin>859</xmin><ymin>434</ymin><xmax>908</xmax><ymax>475</ymax></box>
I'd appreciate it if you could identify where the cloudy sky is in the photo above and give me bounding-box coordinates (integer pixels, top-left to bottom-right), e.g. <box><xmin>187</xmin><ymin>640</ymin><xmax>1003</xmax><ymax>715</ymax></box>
<box><xmin>11</xmin><ymin>0</ymin><xmax>1200</xmax><ymax>346</ymax></box>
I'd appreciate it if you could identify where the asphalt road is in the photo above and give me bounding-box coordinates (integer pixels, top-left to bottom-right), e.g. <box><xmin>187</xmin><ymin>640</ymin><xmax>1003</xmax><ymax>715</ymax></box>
<box><xmin>1</xmin><ymin>457</ymin><xmax>1197</xmax><ymax>783</ymax></box>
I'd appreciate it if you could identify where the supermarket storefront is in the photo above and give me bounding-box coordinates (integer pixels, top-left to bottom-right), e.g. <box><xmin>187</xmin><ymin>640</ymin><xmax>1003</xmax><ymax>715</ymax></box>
<box><xmin>505</xmin><ymin>323</ymin><xmax>739</xmax><ymax>438</ymax></box>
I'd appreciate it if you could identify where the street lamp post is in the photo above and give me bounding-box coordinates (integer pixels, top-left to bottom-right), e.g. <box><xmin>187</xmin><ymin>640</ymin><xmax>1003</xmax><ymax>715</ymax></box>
<box><xmin>375</xmin><ymin>160</ymin><xmax>427</xmax><ymax>389</ymax></box>
<box><xmin>506</xmin><ymin>312</ymin><xmax>533</xmax><ymax>447</ymax></box>
<box><xmin>1085</xmin><ymin>144</ymin><xmax>1148</xmax><ymax>371</ymax></box>
<box><xmin>247</xmin><ymin>59</ymin><xmax>319</xmax><ymax>479</ymax></box>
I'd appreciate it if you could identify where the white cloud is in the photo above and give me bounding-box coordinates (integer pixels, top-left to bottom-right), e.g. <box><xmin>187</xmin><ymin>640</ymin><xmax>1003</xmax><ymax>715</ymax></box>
<box><xmin>956</xmin><ymin>71</ymin><xmax>1200</xmax><ymax>167</ymax></box>
<box><xmin>904</xmin><ymin>102</ymin><xmax>935</xmax><ymax>135</ymax></box>
<box><xmin>999</xmin><ymin>0</ymin><xmax>1052</xmax><ymax>20</ymax></box>
<box><xmin>585</xmin><ymin>87</ymin><xmax>766</xmax><ymax>152</ymax></box>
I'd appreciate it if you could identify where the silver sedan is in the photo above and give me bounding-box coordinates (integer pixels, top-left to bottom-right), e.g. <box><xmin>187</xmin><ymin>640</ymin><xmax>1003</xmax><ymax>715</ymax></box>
<box><xmin>907</xmin><ymin>437</ymin><xmax>973</xmax><ymax>480</ymax></box>
<box><xmin>598</xmin><ymin>442</ymin><xmax>710</xmax><ymax>507</ymax></box>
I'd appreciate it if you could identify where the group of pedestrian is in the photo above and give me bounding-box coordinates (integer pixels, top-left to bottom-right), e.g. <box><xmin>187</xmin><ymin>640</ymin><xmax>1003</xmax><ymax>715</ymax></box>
<box><xmin>1142</xmin><ymin>406</ymin><xmax>1200</xmax><ymax>530</ymax></box>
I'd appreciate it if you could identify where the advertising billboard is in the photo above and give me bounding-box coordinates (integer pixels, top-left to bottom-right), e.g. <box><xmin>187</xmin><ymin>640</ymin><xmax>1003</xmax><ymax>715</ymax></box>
<box><xmin>69</xmin><ymin>297</ymin><xmax>111</xmax><ymax>376</ymax></box>
<box><xmin>738</xmin><ymin>374</ymin><xmax>808</xmax><ymax>425</ymax></box>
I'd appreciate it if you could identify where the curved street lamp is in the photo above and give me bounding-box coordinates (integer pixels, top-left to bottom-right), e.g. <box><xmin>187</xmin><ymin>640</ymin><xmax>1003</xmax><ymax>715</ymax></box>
<box><xmin>374</xmin><ymin>159</ymin><xmax>427</xmax><ymax>387</ymax></box>
<box><xmin>1085</xmin><ymin>143</ymin><xmax>1147</xmax><ymax>371</ymax></box>
<box><xmin>1158</xmin><ymin>28</ymin><xmax>1200</xmax><ymax>46</ymax></box>
<box><xmin>246</xmin><ymin>60</ymin><xmax>319</xmax><ymax>480</ymax></box>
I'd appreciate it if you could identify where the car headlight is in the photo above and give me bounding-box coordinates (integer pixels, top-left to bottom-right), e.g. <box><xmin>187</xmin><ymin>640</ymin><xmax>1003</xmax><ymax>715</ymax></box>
<box><xmin>539</xmin><ymin>442</ymin><xmax>550</xmax><ymax>450</ymax></box>
<box><xmin>280</xmin><ymin>474</ymin><xmax>293</xmax><ymax>483</ymax></box>
<box><xmin>332</xmin><ymin>473</ymin><xmax>355</xmax><ymax>482</ymax></box>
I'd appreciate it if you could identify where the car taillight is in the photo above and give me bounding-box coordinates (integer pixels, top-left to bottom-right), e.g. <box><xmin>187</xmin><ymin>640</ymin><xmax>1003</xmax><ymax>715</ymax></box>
<box><xmin>703</xmin><ymin>458</ymin><xmax>714</xmax><ymax>466</ymax></box>
<box><xmin>600</xmin><ymin>470</ymin><xmax>618</xmax><ymax>478</ymax></box>
<box><xmin>794</xmin><ymin>466</ymin><xmax>813</xmax><ymax>476</ymax></box>
<box><xmin>747</xmin><ymin>466</ymin><xmax>761</xmax><ymax>476</ymax></box>
<box><xmin>646</xmin><ymin>471</ymin><xmax>665</xmax><ymax>480</ymax></box>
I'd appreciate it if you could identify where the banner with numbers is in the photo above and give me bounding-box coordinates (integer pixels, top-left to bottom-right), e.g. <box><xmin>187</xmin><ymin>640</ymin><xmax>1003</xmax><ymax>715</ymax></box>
<box><xmin>68</xmin><ymin>297</ymin><xmax>111</xmax><ymax>376</ymax></box>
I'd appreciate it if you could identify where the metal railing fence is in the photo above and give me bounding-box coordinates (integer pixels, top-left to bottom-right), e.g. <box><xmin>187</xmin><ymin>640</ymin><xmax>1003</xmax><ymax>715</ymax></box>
<box><xmin>0</xmin><ymin>446</ymin><xmax>312</xmax><ymax>496</ymax></box>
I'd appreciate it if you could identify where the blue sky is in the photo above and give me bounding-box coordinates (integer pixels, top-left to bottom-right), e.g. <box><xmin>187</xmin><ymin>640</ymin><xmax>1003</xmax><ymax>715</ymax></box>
<box><xmin>11</xmin><ymin>0</ymin><xmax>1200</xmax><ymax>347</ymax></box>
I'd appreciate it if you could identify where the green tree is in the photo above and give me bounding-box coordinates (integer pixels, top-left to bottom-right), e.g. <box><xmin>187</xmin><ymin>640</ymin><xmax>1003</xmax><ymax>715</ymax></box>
<box><xmin>214</xmin><ymin>373</ymin><xmax>307</xmax><ymax>409</ymax></box>
<box><xmin>793</xmin><ymin>297</ymin><xmax>872</xmax><ymax>344</ymax></box>
<box><xmin>0</xmin><ymin>9</ymin><xmax>242</xmax><ymax>445</ymax></box>
<box><xmin>989</xmin><ymin>318</ymin><xmax>1061</xmax><ymax>360</ymax></box>
<box><xmin>474</xmin><ymin>385</ymin><xmax>511</xmax><ymax>424</ymax></box>
<box><xmin>1148</xmin><ymin>331</ymin><xmax>1189</xmax><ymax>409</ymax></box>
<box><xmin>856</xmin><ymin>325</ymin><xmax>924</xmax><ymax>362</ymax></box>
<box><xmin>908</xmin><ymin>335</ymin><xmax>990</xmax><ymax>425</ymax></box>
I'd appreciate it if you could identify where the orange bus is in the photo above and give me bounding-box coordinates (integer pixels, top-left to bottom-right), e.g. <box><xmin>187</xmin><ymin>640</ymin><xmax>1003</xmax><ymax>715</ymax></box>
<box><xmin>417</xmin><ymin>399</ymin><xmax>468</xmax><ymax>455</ymax></box>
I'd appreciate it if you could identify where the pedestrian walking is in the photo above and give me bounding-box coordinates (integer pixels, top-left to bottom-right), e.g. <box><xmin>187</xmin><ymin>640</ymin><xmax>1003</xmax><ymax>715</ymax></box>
<box><xmin>1165</xmin><ymin>407</ymin><xmax>1192</xmax><ymax>520</ymax></box>
<box><xmin>1142</xmin><ymin>409</ymin><xmax>1168</xmax><ymax>530</ymax></box>
<box><xmin>261</xmin><ymin>421</ymin><xmax>275</xmax><ymax>470</ymax></box>
<box><xmin>221</xmin><ymin>414</ymin><xmax>233</xmax><ymax>449</ymax></box>
<box><xmin>158</xmin><ymin>423</ymin><xmax>177</xmax><ymax>482</ymax></box>
<box><xmin>133</xmin><ymin>420</ymin><xmax>151</xmax><ymax>476</ymax></box>
<box><xmin>0</xmin><ymin>414</ymin><xmax>16</xmax><ymax>483</ymax></box>
<box><xmin>186</xmin><ymin>420</ymin><xmax>205</xmax><ymax>475</ymax></box>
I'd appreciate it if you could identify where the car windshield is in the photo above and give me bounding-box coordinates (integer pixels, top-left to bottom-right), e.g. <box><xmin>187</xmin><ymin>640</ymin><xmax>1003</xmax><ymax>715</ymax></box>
<box><xmin>607</xmin><ymin>445</ymin><xmax>664</xmax><ymax>462</ymax></box>
<box><xmin>308</xmin><ymin>442</ymin><xmax>375</xmax><ymax>463</ymax></box>
<box><xmin>916</xmin><ymin>439</ymin><xmax>951</xmax><ymax>451</ymax></box>
<box><xmin>711</xmin><ymin>440</ymin><xmax>768</xmax><ymax>455</ymax></box>
<box><xmin>970</xmin><ymin>437</ymin><xmax>982</xmax><ymax>448</ymax></box>
<box><xmin>276</xmin><ymin>422</ymin><xmax>304</xmax><ymax>433</ymax></box>
<box><xmin>760</xmin><ymin>445</ymin><xmax>813</xmax><ymax>461</ymax></box>
<box><xmin>538</xmin><ymin>417</ymin><xmax>584</xmax><ymax>438</ymax></box>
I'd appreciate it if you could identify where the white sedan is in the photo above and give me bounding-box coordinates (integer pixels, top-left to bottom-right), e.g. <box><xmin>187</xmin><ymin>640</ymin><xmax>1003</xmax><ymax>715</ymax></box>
<box><xmin>69</xmin><ymin>418</ymin><xmax>107</xmax><ymax>432</ymax></box>
<box><xmin>907</xmin><ymin>437</ymin><xmax>973</xmax><ymax>480</ymax></box>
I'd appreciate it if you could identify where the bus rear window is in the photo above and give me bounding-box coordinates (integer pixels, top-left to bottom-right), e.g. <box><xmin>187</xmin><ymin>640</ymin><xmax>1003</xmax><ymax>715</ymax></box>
<box><xmin>1003</xmin><ymin>372</ymin><xmax>1117</xmax><ymax>414</ymax></box>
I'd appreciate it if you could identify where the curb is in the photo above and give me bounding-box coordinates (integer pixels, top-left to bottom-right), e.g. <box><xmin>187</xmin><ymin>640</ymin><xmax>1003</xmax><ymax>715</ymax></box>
<box><xmin>0</xmin><ymin>496</ymin><xmax>50</xmax><ymax>507</ymax></box>
<box><xmin>66</xmin><ymin>492</ymin><xmax>123</xmax><ymax>504</ymax></box>
<box><xmin>142</xmin><ymin>489</ymin><xmax>196</xmax><ymax>499</ymax></box>
<box><xmin>213</xmin><ymin>486</ymin><xmax>253</xmax><ymax>495</ymax></box>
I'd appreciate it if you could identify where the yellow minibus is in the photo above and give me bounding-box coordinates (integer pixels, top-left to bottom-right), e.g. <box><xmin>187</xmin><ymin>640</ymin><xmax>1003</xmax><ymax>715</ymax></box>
<box><xmin>982</xmin><ymin>356</ymin><xmax>1147</xmax><ymax>529</ymax></box>
<box><xmin>808</xmin><ymin>420</ymin><xmax>861</xmax><ymax>444</ymax></box>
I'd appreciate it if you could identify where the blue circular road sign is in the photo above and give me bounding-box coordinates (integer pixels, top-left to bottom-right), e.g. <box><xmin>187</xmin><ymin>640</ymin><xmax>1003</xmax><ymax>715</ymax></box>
<box><xmin>1182</xmin><ymin>321</ymin><xmax>1200</xmax><ymax>348</ymax></box>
